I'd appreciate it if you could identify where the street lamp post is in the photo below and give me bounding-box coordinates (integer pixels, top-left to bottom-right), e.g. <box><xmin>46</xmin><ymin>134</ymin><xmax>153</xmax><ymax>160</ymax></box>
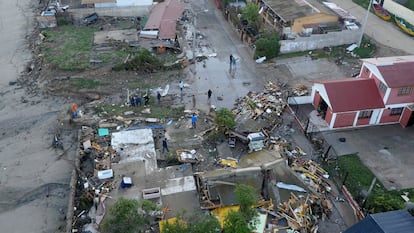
<box><xmin>358</xmin><ymin>0</ymin><xmax>374</xmax><ymax>47</ymax></box>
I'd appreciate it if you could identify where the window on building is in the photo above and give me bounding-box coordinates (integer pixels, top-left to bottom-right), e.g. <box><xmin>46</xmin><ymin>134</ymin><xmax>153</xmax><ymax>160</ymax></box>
<box><xmin>364</xmin><ymin>67</ymin><xmax>369</xmax><ymax>74</ymax></box>
<box><xmin>378</xmin><ymin>82</ymin><xmax>387</xmax><ymax>93</ymax></box>
<box><xmin>398</xmin><ymin>87</ymin><xmax>412</xmax><ymax>96</ymax></box>
<box><xmin>358</xmin><ymin>110</ymin><xmax>372</xmax><ymax>118</ymax></box>
<box><xmin>390</xmin><ymin>107</ymin><xmax>403</xmax><ymax>116</ymax></box>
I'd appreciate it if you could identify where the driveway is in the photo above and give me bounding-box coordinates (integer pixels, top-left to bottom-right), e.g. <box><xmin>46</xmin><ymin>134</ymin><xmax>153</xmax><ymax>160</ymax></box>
<box><xmin>329</xmin><ymin>0</ymin><xmax>414</xmax><ymax>54</ymax></box>
<box><xmin>322</xmin><ymin>124</ymin><xmax>414</xmax><ymax>190</ymax></box>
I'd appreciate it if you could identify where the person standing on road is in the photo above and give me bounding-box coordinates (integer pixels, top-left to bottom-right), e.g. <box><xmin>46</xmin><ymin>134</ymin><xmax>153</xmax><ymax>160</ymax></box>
<box><xmin>207</xmin><ymin>89</ymin><xmax>212</xmax><ymax>101</ymax></box>
<box><xmin>162</xmin><ymin>137</ymin><xmax>169</xmax><ymax>153</ymax></box>
<box><xmin>192</xmin><ymin>94</ymin><xmax>196</xmax><ymax>109</ymax></box>
<box><xmin>229</xmin><ymin>54</ymin><xmax>234</xmax><ymax>73</ymax></box>
<box><xmin>179</xmin><ymin>81</ymin><xmax>184</xmax><ymax>93</ymax></box>
<box><xmin>157</xmin><ymin>91</ymin><xmax>161</xmax><ymax>105</ymax></box>
<box><xmin>191</xmin><ymin>113</ymin><xmax>198</xmax><ymax>129</ymax></box>
<box><xmin>232</xmin><ymin>56</ymin><xmax>237</xmax><ymax>77</ymax></box>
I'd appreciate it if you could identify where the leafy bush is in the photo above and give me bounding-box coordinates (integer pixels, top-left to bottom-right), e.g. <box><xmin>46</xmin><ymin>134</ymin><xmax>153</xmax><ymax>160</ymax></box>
<box><xmin>254</xmin><ymin>33</ymin><xmax>280</xmax><ymax>59</ymax></box>
<box><xmin>214</xmin><ymin>108</ymin><xmax>236</xmax><ymax>132</ymax></box>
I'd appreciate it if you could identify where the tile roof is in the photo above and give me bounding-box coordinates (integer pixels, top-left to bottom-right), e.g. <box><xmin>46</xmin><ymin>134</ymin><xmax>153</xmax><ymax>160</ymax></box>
<box><xmin>362</xmin><ymin>56</ymin><xmax>414</xmax><ymax>87</ymax></box>
<box><xmin>143</xmin><ymin>0</ymin><xmax>186</xmax><ymax>39</ymax></box>
<box><xmin>319</xmin><ymin>78</ymin><xmax>384</xmax><ymax>112</ymax></box>
<box><xmin>376</xmin><ymin>62</ymin><xmax>414</xmax><ymax>88</ymax></box>
<box><xmin>344</xmin><ymin>210</ymin><xmax>414</xmax><ymax>233</ymax></box>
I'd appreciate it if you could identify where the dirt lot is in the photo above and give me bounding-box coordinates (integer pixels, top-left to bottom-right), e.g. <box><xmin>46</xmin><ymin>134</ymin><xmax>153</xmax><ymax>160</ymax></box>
<box><xmin>0</xmin><ymin>0</ymin><xmax>410</xmax><ymax>233</ymax></box>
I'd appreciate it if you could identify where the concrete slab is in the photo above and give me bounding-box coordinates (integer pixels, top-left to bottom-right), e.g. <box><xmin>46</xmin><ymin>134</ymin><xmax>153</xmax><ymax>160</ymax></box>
<box><xmin>111</xmin><ymin>129</ymin><xmax>157</xmax><ymax>174</ymax></box>
<box><xmin>322</xmin><ymin>124</ymin><xmax>414</xmax><ymax>190</ymax></box>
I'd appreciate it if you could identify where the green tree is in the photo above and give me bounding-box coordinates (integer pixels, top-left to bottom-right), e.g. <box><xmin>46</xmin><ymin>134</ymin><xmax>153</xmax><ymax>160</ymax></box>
<box><xmin>241</xmin><ymin>3</ymin><xmax>260</xmax><ymax>25</ymax></box>
<box><xmin>255</xmin><ymin>33</ymin><xmax>280</xmax><ymax>59</ymax></box>
<box><xmin>223</xmin><ymin>211</ymin><xmax>251</xmax><ymax>233</ymax></box>
<box><xmin>101</xmin><ymin>197</ymin><xmax>159</xmax><ymax>233</ymax></box>
<box><xmin>162</xmin><ymin>213</ymin><xmax>220</xmax><ymax>233</ymax></box>
<box><xmin>215</xmin><ymin>108</ymin><xmax>236</xmax><ymax>132</ymax></box>
<box><xmin>235</xmin><ymin>184</ymin><xmax>259</xmax><ymax>221</ymax></box>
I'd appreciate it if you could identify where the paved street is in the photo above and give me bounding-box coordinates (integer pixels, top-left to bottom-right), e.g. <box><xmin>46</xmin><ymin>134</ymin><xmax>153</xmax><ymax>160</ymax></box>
<box><xmin>330</xmin><ymin>0</ymin><xmax>414</xmax><ymax>54</ymax></box>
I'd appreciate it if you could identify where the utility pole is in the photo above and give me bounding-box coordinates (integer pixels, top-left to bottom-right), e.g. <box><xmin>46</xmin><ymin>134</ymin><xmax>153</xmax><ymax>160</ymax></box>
<box><xmin>358</xmin><ymin>0</ymin><xmax>374</xmax><ymax>47</ymax></box>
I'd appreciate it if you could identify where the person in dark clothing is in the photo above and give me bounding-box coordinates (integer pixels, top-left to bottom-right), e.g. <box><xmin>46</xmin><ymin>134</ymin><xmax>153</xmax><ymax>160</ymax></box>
<box><xmin>144</xmin><ymin>95</ymin><xmax>149</xmax><ymax>106</ymax></box>
<box><xmin>162</xmin><ymin>137</ymin><xmax>169</xmax><ymax>153</ymax></box>
<box><xmin>207</xmin><ymin>89</ymin><xmax>212</xmax><ymax>100</ymax></box>
<box><xmin>136</xmin><ymin>96</ymin><xmax>142</xmax><ymax>107</ymax></box>
<box><xmin>157</xmin><ymin>91</ymin><xmax>161</xmax><ymax>105</ymax></box>
<box><xmin>229</xmin><ymin>54</ymin><xmax>234</xmax><ymax>72</ymax></box>
<box><xmin>130</xmin><ymin>96</ymin><xmax>135</xmax><ymax>107</ymax></box>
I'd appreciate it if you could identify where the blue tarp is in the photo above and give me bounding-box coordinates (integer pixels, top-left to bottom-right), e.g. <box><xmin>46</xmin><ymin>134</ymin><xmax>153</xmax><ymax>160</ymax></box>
<box><xmin>98</xmin><ymin>128</ymin><xmax>109</xmax><ymax>136</ymax></box>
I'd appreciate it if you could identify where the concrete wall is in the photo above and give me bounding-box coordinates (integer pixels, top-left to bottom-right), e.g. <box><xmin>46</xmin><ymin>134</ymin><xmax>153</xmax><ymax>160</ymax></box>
<box><xmin>384</xmin><ymin>0</ymin><xmax>414</xmax><ymax>25</ymax></box>
<box><xmin>280</xmin><ymin>29</ymin><xmax>361</xmax><ymax>54</ymax></box>
<box><xmin>333</xmin><ymin>112</ymin><xmax>356</xmax><ymax>128</ymax></box>
<box><xmin>379</xmin><ymin>108</ymin><xmax>402</xmax><ymax>123</ymax></box>
<box><xmin>386</xmin><ymin>87</ymin><xmax>414</xmax><ymax>105</ymax></box>
<box><xmin>68</xmin><ymin>5</ymin><xmax>151</xmax><ymax>19</ymax></box>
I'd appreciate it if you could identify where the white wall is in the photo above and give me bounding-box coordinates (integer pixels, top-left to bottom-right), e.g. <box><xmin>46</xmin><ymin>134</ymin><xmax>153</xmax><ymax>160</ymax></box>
<box><xmin>96</xmin><ymin>0</ymin><xmax>153</xmax><ymax>8</ymax></box>
<box><xmin>280</xmin><ymin>29</ymin><xmax>361</xmax><ymax>54</ymax></box>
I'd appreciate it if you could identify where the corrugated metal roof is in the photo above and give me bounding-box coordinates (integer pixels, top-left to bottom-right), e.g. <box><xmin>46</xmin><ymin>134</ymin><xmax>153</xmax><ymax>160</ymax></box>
<box><xmin>143</xmin><ymin>0</ymin><xmax>186</xmax><ymax>39</ymax></box>
<box><xmin>81</xmin><ymin>0</ymin><xmax>116</xmax><ymax>4</ymax></box>
<box><xmin>323</xmin><ymin>2</ymin><xmax>357</xmax><ymax>20</ymax></box>
<box><xmin>319</xmin><ymin>78</ymin><xmax>384</xmax><ymax>112</ymax></box>
<box><xmin>344</xmin><ymin>210</ymin><xmax>414</xmax><ymax>233</ymax></box>
<box><xmin>262</xmin><ymin>0</ymin><xmax>334</xmax><ymax>22</ymax></box>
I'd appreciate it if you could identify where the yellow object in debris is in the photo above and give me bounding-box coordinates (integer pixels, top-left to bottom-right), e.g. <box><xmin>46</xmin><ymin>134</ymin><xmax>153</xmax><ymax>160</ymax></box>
<box><xmin>211</xmin><ymin>205</ymin><xmax>240</xmax><ymax>228</ymax></box>
<box><xmin>159</xmin><ymin>217</ymin><xmax>186</xmax><ymax>233</ymax></box>
<box><xmin>219</xmin><ymin>158</ymin><xmax>237</xmax><ymax>168</ymax></box>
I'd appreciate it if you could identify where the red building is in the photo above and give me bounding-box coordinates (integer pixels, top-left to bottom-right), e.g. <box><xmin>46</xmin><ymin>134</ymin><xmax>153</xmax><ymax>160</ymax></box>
<box><xmin>307</xmin><ymin>55</ymin><xmax>414</xmax><ymax>129</ymax></box>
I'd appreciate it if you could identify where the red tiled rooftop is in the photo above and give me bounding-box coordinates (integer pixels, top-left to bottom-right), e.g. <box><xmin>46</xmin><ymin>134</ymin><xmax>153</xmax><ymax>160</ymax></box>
<box><xmin>143</xmin><ymin>0</ymin><xmax>186</xmax><ymax>39</ymax></box>
<box><xmin>320</xmin><ymin>78</ymin><xmax>384</xmax><ymax>112</ymax></box>
<box><xmin>377</xmin><ymin>62</ymin><xmax>414</xmax><ymax>88</ymax></box>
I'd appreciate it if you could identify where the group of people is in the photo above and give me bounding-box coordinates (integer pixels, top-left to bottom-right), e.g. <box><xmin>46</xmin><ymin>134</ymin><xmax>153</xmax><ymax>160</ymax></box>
<box><xmin>129</xmin><ymin>95</ymin><xmax>150</xmax><ymax>107</ymax></box>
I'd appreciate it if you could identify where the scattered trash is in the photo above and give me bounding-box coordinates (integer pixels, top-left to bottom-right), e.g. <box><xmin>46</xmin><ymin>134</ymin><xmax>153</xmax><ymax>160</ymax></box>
<box><xmin>256</xmin><ymin>56</ymin><xmax>266</xmax><ymax>63</ymax></box>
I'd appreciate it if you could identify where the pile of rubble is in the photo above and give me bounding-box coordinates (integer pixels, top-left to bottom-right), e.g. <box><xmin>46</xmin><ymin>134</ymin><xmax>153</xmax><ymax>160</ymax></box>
<box><xmin>233</xmin><ymin>81</ymin><xmax>287</xmax><ymax>120</ymax></box>
<box><xmin>290</xmin><ymin>159</ymin><xmax>332</xmax><ymax>194</ymax></box>
<box><xmin>72</xmin><ymin>126</ymin><xmax>120</xmax><ymax>229</ymax></box>
<box><xmin>275</xmin><ymin>192</ymin><xmax>332</xmax><ymax>232</ymax></box>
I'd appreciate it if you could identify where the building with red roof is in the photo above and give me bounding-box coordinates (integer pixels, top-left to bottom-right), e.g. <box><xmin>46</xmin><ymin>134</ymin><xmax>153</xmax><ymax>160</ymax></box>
<box><xmin>140</xmin><ymin>0</ymin><xmax>186</xmax><ymax>40</ymax></box>
<box><xmin>290</xmin><ymin>55</ymin><xmax>414</xmax><ymax>130</ymax></box>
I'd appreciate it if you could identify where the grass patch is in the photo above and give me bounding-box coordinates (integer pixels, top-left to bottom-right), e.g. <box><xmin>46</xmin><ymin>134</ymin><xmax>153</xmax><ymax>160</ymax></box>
<box><xmin>406</xmin><ymin>0</ymin><xmax>414</xmax><ymax>11</ymax></box>
<box><xmin>325</xmin><ymin>154</ymin><xmax>413</xmax><ymax>213</ymax></box>
<box><xmin>98</xmin><ymin>103</ymin><xmax>185</xmax><ymax>119</ymax></box>
<box><xmin>41</xmin><ymin>25</ymin><xmax>96</xmax><ymax>71</ymax></box>
<box><xmin>352</xmin><ymin>0</ymin><xmax>371</xmax><ymax>9</ymax></box>
<box><xmin>353</xmin><ymin>37</ymin><xmax>375</xmax><ymax>58</ymax></box>
<box><xmin>70</xmin><ymin>78</ymin><xmax>102</xmax><ymax>89</ymax></box>
<box><xmin>97</xmin><ymin>50</ymin><xmax>130</xmax><ymax>64</ymax></box>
